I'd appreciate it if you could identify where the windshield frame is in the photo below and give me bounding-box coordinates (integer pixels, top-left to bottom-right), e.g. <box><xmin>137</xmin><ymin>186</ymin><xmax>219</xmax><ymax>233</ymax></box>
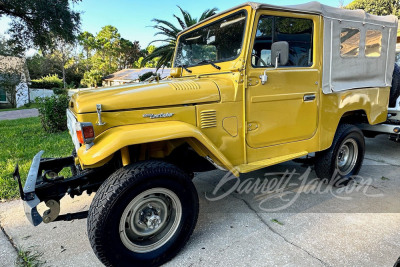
<box><xmin>173</xmin><ymin>9</ymin><xmax>248</xmax><ymax>68</ymax></box>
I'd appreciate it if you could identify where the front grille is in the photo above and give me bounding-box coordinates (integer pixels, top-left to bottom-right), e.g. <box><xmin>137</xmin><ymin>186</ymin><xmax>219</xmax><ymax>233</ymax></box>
<box><xmin>200</xmin><ymin>110</ymin><xmax>217</xmax><ymax>129</ymax></box>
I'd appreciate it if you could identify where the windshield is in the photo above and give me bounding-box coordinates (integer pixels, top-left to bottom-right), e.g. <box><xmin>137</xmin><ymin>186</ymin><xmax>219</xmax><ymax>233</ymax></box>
<box><xmin>174</xmin><ymin>11</ymin><xmax>247</xmax><ymax>68</ymax></box>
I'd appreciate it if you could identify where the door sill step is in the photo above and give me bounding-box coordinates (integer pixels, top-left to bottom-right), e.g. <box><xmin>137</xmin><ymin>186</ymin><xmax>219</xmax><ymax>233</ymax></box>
<box><xmin>237</xmin><ymin>151</ymin><xmax>309</xmax><ymax>173</ymax></box>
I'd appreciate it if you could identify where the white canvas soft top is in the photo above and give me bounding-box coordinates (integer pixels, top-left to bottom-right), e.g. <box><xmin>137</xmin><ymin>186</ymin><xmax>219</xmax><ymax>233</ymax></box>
<box><xmin>254</xmin><ymin>2</ymin><xmax>397</xmax><ymax>26</ymax></box>
<box><xmin>179</xmin><ymin>2</ymin><xmax>397</xmax><ymax>36</ymax></box>
<box><xmin>179</xmin><ymin>2</ymin><xmax>398</xmax><ymax>94</ymax></box>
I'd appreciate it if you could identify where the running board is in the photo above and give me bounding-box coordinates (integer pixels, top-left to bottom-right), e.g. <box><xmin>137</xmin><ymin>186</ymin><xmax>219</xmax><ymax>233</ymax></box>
<box><xmin>236</xmin><ymin>151</ymin><xmax>309</xmax><ymax>173</ymax></box>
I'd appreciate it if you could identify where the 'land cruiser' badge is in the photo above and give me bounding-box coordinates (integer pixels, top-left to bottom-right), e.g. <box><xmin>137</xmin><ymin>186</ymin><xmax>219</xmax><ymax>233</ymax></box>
<box><xmin>143</xmin><ymin>113</ymin><xmax>174</xmax><ymax>119</ymax></box>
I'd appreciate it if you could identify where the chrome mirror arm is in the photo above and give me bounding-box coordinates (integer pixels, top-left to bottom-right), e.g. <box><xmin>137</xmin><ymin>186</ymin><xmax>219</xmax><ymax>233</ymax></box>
<box><xmin>259</xmin><ymin>52</ymin><xmax>280</xmax><ymax>85</ymax></box>
<box><xmin>259</xmin><ymin>69</ymin><xmax>268</xmax><ymax>85</ymax></box>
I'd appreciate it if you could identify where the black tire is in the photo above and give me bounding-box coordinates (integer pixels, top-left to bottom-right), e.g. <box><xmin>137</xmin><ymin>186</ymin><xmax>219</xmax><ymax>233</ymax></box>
<box><xmin>390</xmin><ymin>63</ymin><xmax>400</xmax><ymax>107</ymax></box>
<box><xmin>314</xmin><ymin>124</ymin><xmax>365</xmax><ymax>187</ymax></box>
<box><xmin>394</xmin><ymin>257</ymin><xmax>400</xmax><ymax>267</ymax></box>
<box><xmin>88</xmin><ymin>160</ymin><xmax>199</xmax><ymax>267</ymax></box>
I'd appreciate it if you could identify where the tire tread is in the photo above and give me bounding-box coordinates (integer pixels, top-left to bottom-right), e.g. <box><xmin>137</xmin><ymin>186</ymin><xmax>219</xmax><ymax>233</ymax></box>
<box><xmin>87</xmin><ymin>160</ymin><xmax>198</xmax><ymax>267</ymax></box>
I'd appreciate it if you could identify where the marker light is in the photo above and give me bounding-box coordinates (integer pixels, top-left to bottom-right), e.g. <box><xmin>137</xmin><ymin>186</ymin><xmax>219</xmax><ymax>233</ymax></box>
<box><xmin>76</xmin><ymin>122</ymin><xmax>95</xmax><ymax>144</ymax></box>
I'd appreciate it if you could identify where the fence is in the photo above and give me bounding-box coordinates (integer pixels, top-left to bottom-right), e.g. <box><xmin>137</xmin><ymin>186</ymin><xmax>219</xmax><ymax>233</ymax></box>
<box><xmin>29</xmin><ymin>89</ymin><xmax>54</xmax><ymax>101</ymax></box>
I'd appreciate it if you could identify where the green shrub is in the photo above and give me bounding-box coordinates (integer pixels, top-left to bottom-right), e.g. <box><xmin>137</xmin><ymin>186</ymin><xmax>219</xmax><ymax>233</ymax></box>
<box><xmin>53</xmin><ymin>88</ymin><xmax>68</xmax><ymax>95</ymax></box>
<box><xmin>31</xmin><ymin>74</ymin><xmax>63</xmax><ymax>89</ymax></box>
<box><xmin>36</xmin><ymin>95</ymin><xmax>69</xmax><ymax>133</ymax></box>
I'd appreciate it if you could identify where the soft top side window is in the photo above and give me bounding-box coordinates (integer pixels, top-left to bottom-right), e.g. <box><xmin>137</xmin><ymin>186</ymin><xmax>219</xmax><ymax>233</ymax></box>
<box><xmin>251</xmin><ymin>15</ymin><xmax>313</xmax><ymax>68</ymax></box>
<box><xmin>340</xmin><ymin>28</ymin><xmax>360</xmax><ymax>57</ymax></box>
<box><xmin>365</xmin><ymin>30</ymin><xmax>382</xmax><ymax>57</ymax></box>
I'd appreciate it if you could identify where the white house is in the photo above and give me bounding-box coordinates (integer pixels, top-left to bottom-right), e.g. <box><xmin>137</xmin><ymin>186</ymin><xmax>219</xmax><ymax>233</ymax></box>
<box><xmin>0</xmin><ymin>56</ymin><xmax>30</xmax><ymax>108</ymax></box>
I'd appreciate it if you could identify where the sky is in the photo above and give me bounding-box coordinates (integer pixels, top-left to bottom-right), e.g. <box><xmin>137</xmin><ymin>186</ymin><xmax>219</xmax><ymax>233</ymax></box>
<box><xmin>0</xmin><ymin>0</ymin><xmax>351</xmax><ymax>52</ymax></box>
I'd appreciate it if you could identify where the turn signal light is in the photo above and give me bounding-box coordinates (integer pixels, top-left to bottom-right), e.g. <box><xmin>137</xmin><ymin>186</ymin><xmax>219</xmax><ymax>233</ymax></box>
<box><xmin>394</xmin><ymin>127</ymin><xmax>400</xmax><ymax>134</ymax></box>
<box><xmin>76</xmin><ymin>122</ymin><xmax>95</xmax><ymax>144</ymax></box>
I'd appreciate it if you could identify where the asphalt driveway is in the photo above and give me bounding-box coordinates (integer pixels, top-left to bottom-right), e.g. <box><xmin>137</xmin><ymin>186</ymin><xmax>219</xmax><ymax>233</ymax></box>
<box><xmin>0</xmin><ymin>135</ymin><xmax>399</xmax><ymax>266</ymax></box>
<box><xmin>0</xmin><ymin>109</ymin><xmax>39</xmax><ymax>121</ymax></box>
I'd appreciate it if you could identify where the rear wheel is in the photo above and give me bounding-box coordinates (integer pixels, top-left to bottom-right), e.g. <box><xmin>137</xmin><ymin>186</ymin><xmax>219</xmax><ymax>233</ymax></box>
<box><xmin>314</xmin><ymin>124</ymin><xmax>365</xmax><ymax>187</ymax></box>
<box><xmin>88</xmin><ymin>160</ymin><xmax>199</xmax><ymax>267</ymax></box>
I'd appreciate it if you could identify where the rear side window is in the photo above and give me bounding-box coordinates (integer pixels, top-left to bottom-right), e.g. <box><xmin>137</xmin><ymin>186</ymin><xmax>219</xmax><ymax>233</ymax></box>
<box><xmin>340</xmin><ymin>28</ymin><xmax>360</xmax><ymax>57</ymax></box>
<box><xmin>365</xmin><ymin>30</ymin><xmax>382</xmax><ymax>57</ymax></box>
<box><xmin>252</xmin><ymin>15</ymin><xmax>313</xmax><ymax>68</ymax></box>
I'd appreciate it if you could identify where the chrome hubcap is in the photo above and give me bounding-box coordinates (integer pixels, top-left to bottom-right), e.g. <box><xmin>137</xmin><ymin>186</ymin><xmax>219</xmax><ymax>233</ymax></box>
<box><xmin>119</xmin><ymin>188</ymin><xmax>182</xmax><ymax>253</ymax></box>
<box><xmin>336</xmin><ymin>138</ymin><xmax>358</xmax><ymax>176</ymax></box>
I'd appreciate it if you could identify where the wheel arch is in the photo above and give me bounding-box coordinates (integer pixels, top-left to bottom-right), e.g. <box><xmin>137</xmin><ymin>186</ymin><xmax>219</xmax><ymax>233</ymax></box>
<box><xmin>320</xmin><ymin>109</ymin><xmax>370</xmax><ymax>152</ymax></box>
<box><xmin>339</xmin><ymin>109</ymin><xmax>369</xmax><ymax>124</ymax></box>
<box><xmin>77</xmin><ymin>121</ymin><xmax>239</xmax><ymax>176</ymax></box>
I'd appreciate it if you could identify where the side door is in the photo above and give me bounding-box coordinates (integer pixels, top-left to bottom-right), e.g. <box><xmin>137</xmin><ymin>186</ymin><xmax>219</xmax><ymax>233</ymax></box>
<box><xmin>246</xmin><ymin>11</ymin><xmax>320</xmax><ymax>149</ymax></box>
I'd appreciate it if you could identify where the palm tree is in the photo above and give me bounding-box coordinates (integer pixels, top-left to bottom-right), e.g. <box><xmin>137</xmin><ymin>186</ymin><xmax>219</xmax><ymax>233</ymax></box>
<box><xmin>142</xmin><ymin>6</ymin><xmax>218</xmax><ymax>69</ymax></box>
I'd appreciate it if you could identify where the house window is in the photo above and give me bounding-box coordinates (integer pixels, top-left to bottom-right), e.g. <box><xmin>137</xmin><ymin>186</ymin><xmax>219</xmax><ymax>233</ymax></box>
<box><xmin>340</xmin><ymin>28</ymin><xmax>360</xmax><ymax>57</ymax></box>
<box><xmin>252</xmin><ymin>15</ymin><xmax>314</xmax><ymax>68</ymax></box>
<box><xmin>365</xmin><ymin>30</ymin><xmax>382</xmax><ymax>57</ymax></box>
<box><xmin>0</xmin><ymin>88</ymin><xmax>6</xmax><ymax>102</ymax></box>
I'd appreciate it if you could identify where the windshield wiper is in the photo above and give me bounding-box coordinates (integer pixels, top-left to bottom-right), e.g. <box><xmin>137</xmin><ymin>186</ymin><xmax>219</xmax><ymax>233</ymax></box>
<box><xmin>197</xmin><ymin>60</ymin><xmax>221</xmax><ymax>70</ymax></box>
<box><xmin>177</xmin><ymin>65</ymin><xmax>192</xmax><ymax>73</ymax></box>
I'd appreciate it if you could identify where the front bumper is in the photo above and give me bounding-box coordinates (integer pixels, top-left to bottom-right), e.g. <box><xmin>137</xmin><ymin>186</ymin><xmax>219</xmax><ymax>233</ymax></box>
<box><xmin>15</xmin><ymin>151</ymin><xmax>107</xmax><ymax>226</ymax></box>
<box><xmin>13</xmin><ymin>151</ymin><xmax>44</xmax><ymax>226</ymax></box>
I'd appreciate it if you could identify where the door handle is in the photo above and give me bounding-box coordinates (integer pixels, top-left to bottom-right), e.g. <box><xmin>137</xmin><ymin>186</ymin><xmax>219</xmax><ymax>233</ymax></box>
<box><xmin>303</xmin><ymin>94</ymin><xmax>316</xmax><ymax>102</ymax></box>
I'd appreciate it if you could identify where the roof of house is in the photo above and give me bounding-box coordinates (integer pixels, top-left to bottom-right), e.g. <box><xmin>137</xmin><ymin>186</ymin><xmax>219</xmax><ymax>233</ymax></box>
<box><xmin>104</xmin><ymin>68</ymin><xmax>171</xmax><ymax>82</ymax></box>
<box><xmin>0</xmin><ymin>56</ymin><xmax>30</xmax><ymax>81</ymax></box>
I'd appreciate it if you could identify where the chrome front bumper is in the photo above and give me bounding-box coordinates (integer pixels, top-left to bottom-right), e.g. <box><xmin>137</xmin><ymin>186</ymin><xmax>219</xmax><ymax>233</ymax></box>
<box><xmin>15</xmin><ymin>150</ymin><xmax>104</xmax><ymax>226</ymax></box>
<box><xmin>13</xmin><ymin>151</ymin><xmax>44</xmax><ymax>226</ymax></box>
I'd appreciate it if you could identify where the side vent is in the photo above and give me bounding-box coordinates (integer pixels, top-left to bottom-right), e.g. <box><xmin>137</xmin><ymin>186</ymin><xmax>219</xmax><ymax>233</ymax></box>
<box><xmin>200</xmin><ymin>110</ymin><xmax>217</xmax><ymax>129</ymax></box>
<box><xmin>170</xmin><ymin>81</ymin><xmax>200</xmax><ymax>90</ymax></box>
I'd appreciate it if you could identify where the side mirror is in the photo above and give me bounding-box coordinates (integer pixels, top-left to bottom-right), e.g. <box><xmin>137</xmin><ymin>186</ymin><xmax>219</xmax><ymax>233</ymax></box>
<box><xmin>271</xmin><ymin>41</ymin><xmax>289</xmax><ymax>68</ymax></box>
<box><xmin>169</xmin><ymin>67</ymin><xmax>182</xmax><ymax>78</ymax></box>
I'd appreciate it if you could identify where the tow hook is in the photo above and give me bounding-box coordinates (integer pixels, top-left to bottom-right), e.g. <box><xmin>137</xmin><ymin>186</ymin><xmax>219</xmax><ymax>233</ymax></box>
<box><xmin>42</xmin><ymin>200</ymin><xmax>60</xmax><ymax>223</ymax></box>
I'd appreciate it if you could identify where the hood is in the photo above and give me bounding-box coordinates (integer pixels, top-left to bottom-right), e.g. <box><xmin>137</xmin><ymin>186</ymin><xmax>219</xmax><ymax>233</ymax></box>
<box><xmin>70</xmin><ymin>79</ymin><xmax>220</xmax><ymax>113</ymax></box>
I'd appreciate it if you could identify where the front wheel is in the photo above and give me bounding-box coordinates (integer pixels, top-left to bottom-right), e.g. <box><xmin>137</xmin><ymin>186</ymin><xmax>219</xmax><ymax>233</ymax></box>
<box><xmin>314</xmin><ymin>124</ymin><xmax>365</xmax><ymax>187</ymax></box>
<box><xmin>87</xmin><ymin>160</ymin><xmax>199</xmax><ymax>267</ymax></box>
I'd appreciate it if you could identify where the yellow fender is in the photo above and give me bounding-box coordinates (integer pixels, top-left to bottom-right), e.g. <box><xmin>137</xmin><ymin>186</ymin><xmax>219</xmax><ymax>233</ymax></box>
<box><xmin>77</xmin><ymin>121</ymin><xmax>239</xmax><ymax>176</ymax></box>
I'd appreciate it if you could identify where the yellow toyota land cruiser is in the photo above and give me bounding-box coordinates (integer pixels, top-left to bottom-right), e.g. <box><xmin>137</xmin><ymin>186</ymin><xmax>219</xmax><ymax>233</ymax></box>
<box><xmin>14</xmin><ymin>2</ymin><xmax>398</xmax><ymax>266</ymax></box>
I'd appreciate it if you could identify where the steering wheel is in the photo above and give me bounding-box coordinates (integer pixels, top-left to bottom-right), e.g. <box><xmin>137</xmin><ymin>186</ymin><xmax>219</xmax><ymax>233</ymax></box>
<box><xmin>252</xmin><ymin>53</ymin><xmax>267</xmax><ymax>67</ymax></box>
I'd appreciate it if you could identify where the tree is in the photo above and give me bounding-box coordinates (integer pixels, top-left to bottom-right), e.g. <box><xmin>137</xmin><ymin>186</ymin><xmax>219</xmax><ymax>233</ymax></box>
<box><xmin>142</xmin><ymin>6</ymin><xmax>218</xmax><ymax>69</ymax></box>
<box><xmin>118</xmin><ymin>38</ymin><xmax>141</xmax><ymax>69</ymax></box>
<box><xmin>81</xmin><ymin>69</ymin><xmax>102</xmax><ymax>88</ymax></box>
<box><xmin>49</xmin><ymin>39</ymin><xmax>74</xmax><ymax>88</ymax></box>
<box><xmin>79</xmin><ymin>26</ymin><xmax>142</xmax><ymax>86</ymax></box>
<box><xmin>27</xmin><ymin>48</ymin><xmax>85</xmax><ymax>88</ymax></box>
<box><xmin>0</xmin><ymin>0</ymin><xmax>81</xmax><ymax>51</ymax></box>
<box><xmin>95</xmin><ymin>25</ymin><xmax>121</xmax><ymax>74</ymax></box>
<box><xmin>78</xmin><ymin>31</ymin><xmax>96</xmax><ymax>60</ymax></box>
<box><xmin>133</xmin><ymin>45</ymin><xmax>158</xmax><ymax>68</ymax></box>
<box><xmin>346</xmin><ymin>0</ymin><xmax>400</xmax><ymax>17</ymax></box>
<box><xmin>0</xmin><ymin>36</ymin><xmax>24</xmax><ymax>57</ymax></box>
<box><xmin>78</xmin><ymin>31</ymin><xmax>96</xmax><ymax>71</ymax></box>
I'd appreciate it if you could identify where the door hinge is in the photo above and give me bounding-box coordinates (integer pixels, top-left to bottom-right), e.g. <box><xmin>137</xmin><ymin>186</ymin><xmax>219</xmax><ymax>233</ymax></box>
<box><xmin>247</xmin><ymin>122</ymin><xmax>259</xmax><ymax>131</ymax></box>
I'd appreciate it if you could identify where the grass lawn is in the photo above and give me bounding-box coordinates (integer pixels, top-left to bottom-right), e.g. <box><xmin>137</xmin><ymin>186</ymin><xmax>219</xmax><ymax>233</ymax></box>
<box><xmin>0</xmin><ymin>117</ymin><xmax>73</xmax><ymax>200</ymax></box>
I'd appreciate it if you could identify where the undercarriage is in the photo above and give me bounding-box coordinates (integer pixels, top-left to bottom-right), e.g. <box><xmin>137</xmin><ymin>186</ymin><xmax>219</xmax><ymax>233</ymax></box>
<box><xmin>13</xmin><ymin>151</ymin><xmax>110</xmax><ymax>226</ymax></box>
